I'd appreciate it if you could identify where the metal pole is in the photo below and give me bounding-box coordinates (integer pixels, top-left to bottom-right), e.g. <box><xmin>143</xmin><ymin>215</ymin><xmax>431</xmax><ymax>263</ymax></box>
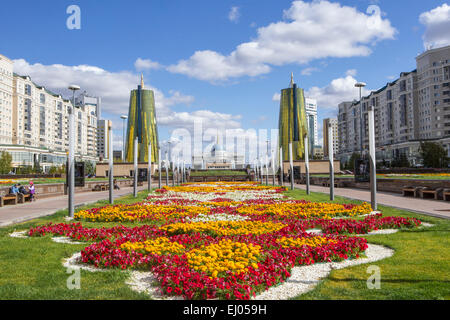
<box><xmin>172</xmin><ymin>157</ymin><xmax>175</xmax><ymax>187</ymax></box>
<box><xmin>108</xmin><ymin>123</ymin><xmax>113</xmax><ymax>204</ymax></box>
<box><xmin>148</xmin><ymin>141</ymin><xmax>152</xmax><ymax>192</ymax></box>
<box><xmin>158</xmin><ymin>148</ymin><xmax>162</xmax><ymax>189</ymax></box>
<box><xmin>165</xmin><ymin>151</ymin><xmax>169</xmax><ymax>186</ymax></box>
<box><xmin>260</xmin><ymin>159</ymin><xmax>263</xmax><ymax>184</ymax></box>
<box><xmin>68</xmin><ymin>105</ymin><xmax>75</xmax><ymax>218</ymax></box>
<box><xmin>368</xmin><ymin>106</ymin><xmax>377</xmax><ymax>210</ymax></box>
<box><xmin>304</xmin><ymin>135</ymin><xmax>310</xmax><ymax>195</ymax></box>
<box><xmin>328</xmin><ymin>123</ymin><xmax>334</xmax><ymax>201</ymax></box>
<box><xmin>279</xmin><ymin>147</ymin><xmax>283</xmax><ymax>186</ymax></box>
<box><xmin>271</xmin><ymin>150</ymin><xmax>275</xmax><ymax>186</ymax></box>
<box><xmin>133</xmin><ymin>137</ymin><xmax>138</xmax><ymax>197</ymax></box>
<box><xmin>289</xmin><ymin>142</ymin><xmax>294</xmax><ymax>190</ymax></box>
<box><xmin>265</xmin><ymin>155</ymin><xmax>269</xmax><ymax>185</ymax></box>
<box><xmin>122</xmin><ymin>118</ymin><xmax>125</xmax><ymax>161</ymax></box>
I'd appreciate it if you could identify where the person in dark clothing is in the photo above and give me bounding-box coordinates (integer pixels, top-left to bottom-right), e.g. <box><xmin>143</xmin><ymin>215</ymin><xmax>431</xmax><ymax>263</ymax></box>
<box><xmin>113</xmin><ymin>179</ymin><xmax>120</xmax><ymax>190</ymax></box>
<box><xmin>18</xmin><ymin>183</ymin><xmax>28</xmax><ymax>195</ymax></box>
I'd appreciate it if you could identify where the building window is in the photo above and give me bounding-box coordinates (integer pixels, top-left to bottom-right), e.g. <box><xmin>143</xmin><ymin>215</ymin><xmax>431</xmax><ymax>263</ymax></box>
<box><xmin>25</xmin><ymin>84</ymin><xmax>31</xmax><ymax>96</ymax></box>
<box><xmin>40</xmin><ymin>93</ymin><xmax>45</xmax><ymax>104</ymax></box>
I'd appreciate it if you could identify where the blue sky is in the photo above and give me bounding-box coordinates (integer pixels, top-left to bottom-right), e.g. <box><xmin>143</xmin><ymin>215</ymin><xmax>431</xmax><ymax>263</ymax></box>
<box><xmin>1</xmin><ymin>0</ymin><xmax>449</xmax><ymax>157</ymax></box>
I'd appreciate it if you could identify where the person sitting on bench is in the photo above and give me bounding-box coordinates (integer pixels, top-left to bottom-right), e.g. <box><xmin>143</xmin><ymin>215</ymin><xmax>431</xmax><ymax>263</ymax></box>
<box><xmin>18</xmin><ymin>184</ymin><xmax>28</xmax><ymax>195</ymax></box>
<box><xmin>9</xmin><ymin>184</ymin><xmax>19</xmax><ymax>195</ymax></box>
<box><xmin>114</xmin><ymin>179</ymin><xmax>120</xmax><ymax>190</ymax></box>
<box><xmin>28</xmin><ymin>181</ymin><xmax>35</xmax><ymax>201</ymax></box>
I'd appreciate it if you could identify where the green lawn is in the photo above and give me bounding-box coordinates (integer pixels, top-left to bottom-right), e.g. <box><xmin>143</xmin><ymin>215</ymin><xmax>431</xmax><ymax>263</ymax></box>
<box><xmin>0</xmin><ymin>187</ymin><xmax>448</xmax><ymax>299</ymax></box>
<box><xmin>311</xmin><ymin>174</ymin><xmax>450</xmax><ymax>180</ymax></box>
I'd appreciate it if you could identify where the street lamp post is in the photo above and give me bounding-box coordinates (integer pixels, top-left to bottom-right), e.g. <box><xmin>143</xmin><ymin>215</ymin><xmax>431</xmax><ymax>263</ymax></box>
<box><xmin>133</xmin><ymin>137</ymin><xmax>138</xmax><ymax>197</ymax></box>
<box><xmin>158</xmin><ymin>147</ymin><xmax>162</xmax><ymax>188</ymax></box>
<box><xmin>120</xmin><ymin>115</ymin><xmax>128</xmax><ymax>161</ymax></box>
<box><xmin>279</xmin><ymin>147</ymin><xmax>283</xmax><ymax>186</ymax></box>
<box><xmin>328</xmin><ymin>123</ymin><xmax>335</xmax><ymax>201</ymax></box>
<box><xmin>289</xmin><ymin>142</ymin><xmax>294</xmax><ymax>190</ymax></box>
<box><xmin>271</xmin><ymin>150</ymin><xmax>275</xmax><ymax>186</ymax></box>
<box><xmin>165</xmin><ymin>151</ymin><xmax>169</xmax><ymax>186</ymax></box>
<box><xmin>368</xmin><ymin>106</ymin><xmax>377</xmax><ymax>210</ymax></box>
<box><xmin>148</xmin><ymin>141</ymin><xmax>152</xmax><ymax>192</ymax></box>
<box><xmin>304</xmin><ymin>135</ymin><xmax>310</xmax><ymax>195</ymax></box>
<box><xmin>355</xmin><ymin>82</ymin><xmax>366</xmax><ymax>158</ymax></box>
<box><xmin>68</xmin><ymin>84</ymin><xmax>80</xmax><ymax>218</ymax></box>
<box><xmin>108</xmin><ymin>122</ymin><xmax>114</xmax><ymax>204</ymax></box>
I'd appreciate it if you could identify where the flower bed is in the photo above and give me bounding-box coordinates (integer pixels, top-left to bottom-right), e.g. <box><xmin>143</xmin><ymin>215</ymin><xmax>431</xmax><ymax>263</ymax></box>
<box><xmin>25</xmin><ymin>182</ymin><xmax>423</xmax><ymax>300</ymax></box>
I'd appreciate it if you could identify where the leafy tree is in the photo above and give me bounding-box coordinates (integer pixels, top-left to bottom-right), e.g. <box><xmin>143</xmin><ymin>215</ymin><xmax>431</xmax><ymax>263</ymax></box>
<box><xmin>419</xmin><ymin>142</ymin><xmax>449</xmax><ymax>168</ymax></box>
<box><xmin>0</xmin><ymin>151</ymin><xmax>13</xmax><ymax>174</ymax></box>
<box><xmin>346</xmin><ymin>152</ymin><xmax>361</xmax><ymax>171</ymax></box>
<box><xmin>84</xmin><ymin>161</ymin><xmax>96</xmax><ymax>176</ymax></box>
<box><xmin>391</xmin><ymin>153</ymin><xmax>410</xmax><ymax>168</ymax></box>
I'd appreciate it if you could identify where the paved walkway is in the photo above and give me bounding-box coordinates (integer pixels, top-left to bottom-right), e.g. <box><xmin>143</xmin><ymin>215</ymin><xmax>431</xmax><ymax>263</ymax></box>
<box><xmin>293</xmin><ymin>183</ymin><xmax>450</xmax><ymax>220</ymax></box>
<box><xmin>0</xmin><ymin>185</ymin><xmax>151</xmax><ymax>227</ymax></box>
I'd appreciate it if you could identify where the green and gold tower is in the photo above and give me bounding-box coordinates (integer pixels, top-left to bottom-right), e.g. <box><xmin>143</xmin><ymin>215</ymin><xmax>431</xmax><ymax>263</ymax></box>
<box><xmin>125</xmin><ymin>75</ymin><xmax>159</xmax><ymax>163</ymax></box>
<box><xmin>278</xmin><ymin>73</ymin><xmax>308</xmax><ymax>161</ymax></box>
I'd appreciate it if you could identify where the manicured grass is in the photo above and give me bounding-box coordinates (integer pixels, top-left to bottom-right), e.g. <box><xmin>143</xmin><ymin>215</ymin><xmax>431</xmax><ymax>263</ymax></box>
<box><xmin>285</xmin><ymin>189</ymin><xmax>450</xmax><ymax>300</ymax></box>
<box><xmin>0</xmin><ymin>190</ymin><xmax>152</xmax><ymax>300</ymax></box>
<box><xmin>0</xmin><ymin>186</ymin><xmax>448</xmax><ymax>300</ymax></box>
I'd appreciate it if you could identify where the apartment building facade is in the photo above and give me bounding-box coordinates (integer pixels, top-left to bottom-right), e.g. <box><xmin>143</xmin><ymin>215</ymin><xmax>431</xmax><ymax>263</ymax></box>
<box><xmin>97</xmin><ymin>119</ymin><xmax>112</xmax><ymax>160</ymax></box>
<box><xmin>0</xmin><ymin>53</ymin><xmax>99</xmax><ymax>171</ymax></box>
<box><xmin>305</xmin><ymin>98</ymin><xmax>318</xmax><ymax>153</ymax></box>
<box><xmin>323</xmin><ymin>118</ymin><xmax>338</xmax><ymax>158</ymax></box>
<box><xmin>338</xmin><ymin>45</ymin><xmax>450</xmax><ymax>165</ymax></box>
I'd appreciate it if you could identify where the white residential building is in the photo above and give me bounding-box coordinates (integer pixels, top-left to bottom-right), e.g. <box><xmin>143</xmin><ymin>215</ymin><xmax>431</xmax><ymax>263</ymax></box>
<box><xmin>97</xmin><ymin>119</ymin><xmax>112</xmax><ymax>160</ymax></box>
<box><xmin>0</xmin><ymin>54</ymin><xmax>13</xmax><ymax>145</ymax></box>
<box><xmin>0</xmin><ymin>53</ymin><xmax>99</xmax><ymax>171</ymax></box>
<box><xmin>323</xmin><ymin>118</ymin><xmax>339</xmax><ymax>158</ymax></box>
<box><xmin>305</xmin><ymin>98</ymin><xmax>318</xmax><ymax>151</ymax></box>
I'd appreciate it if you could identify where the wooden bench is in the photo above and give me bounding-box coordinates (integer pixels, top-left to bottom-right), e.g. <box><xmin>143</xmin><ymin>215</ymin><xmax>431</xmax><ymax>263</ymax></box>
<box><xmin>0</xmin><ymin>194</ymin><xmax>18</xmax><ymax>207</ymax></box>
<box><xmin>92</xmin><ymin>184</ymin><xmax>109</xmax><ymax>191</ymax></box>
<box><xmin>402</xmin><ymin>186</ymin><xmax>422</xmax><ymax>198</ymax></box>
<box><xmin>18</xmin><ymin>193</ymin><xmax>33</xmax><ymax>203</ymax></box>
<box><xmin>443</xmin><ymin>189</ymin><xmax>450</xmax><ymax>201</ymax></box>
<box><xmin>420</xmin><ymin>187</ymin><xmax>444</xmax><ymax>200</ymax></box>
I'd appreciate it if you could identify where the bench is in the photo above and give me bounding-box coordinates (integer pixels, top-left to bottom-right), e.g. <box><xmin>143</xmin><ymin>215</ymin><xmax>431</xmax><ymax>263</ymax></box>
<box><xmin>420</xmin><ymin>187</ymin><xmax>444</xmax><ymax>200</ymax></box>
<box><xmin>443</xmin><ymin>189</ymin><xmax>450</xmax><ymax>201</ymax></box>
<box><xmin>92</xmin><ymin>184</ymin><xmax>109</xmax><ymax>191</ymax></box>
<box><xmin>18</xmin><ymin>193</ymin><xmax>33</xmax><ymax>203</ymax></box>
<box><xmin>402</xmin><ymin>186</ymin><xmax>422</xmax><ymax>198</ymax></box>
<box><xmin>0</xmin><ymin>194</ymin><xmax>18</xmax><ymax>207</ymax></box>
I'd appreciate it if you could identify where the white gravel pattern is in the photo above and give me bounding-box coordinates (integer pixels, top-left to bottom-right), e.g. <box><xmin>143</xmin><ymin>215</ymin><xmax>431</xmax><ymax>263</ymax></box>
<box><xmin>9</xmin><ymin>230</ymin><xmax>28</xmax><ymax>238</ymax></box>
<box><xmin>252</xmin><ymin>244</ymin><xmax>394</xmax><ymax>300</ymax></box>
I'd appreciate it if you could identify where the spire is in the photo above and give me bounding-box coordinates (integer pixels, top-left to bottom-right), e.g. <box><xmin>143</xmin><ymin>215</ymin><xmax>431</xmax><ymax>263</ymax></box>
<box><xmin>290</xmin><ymin>72</ymin><xmax>294</xmax><ymax>88</ymax></box>
<box><xmin>140</xmin><ymin>73</ymin><xmax>144</xmax><ymax>89</ymax></box>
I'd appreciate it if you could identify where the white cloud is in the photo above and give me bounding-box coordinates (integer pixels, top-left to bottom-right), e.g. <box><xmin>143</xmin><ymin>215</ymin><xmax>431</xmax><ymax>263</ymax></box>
<box><xmin>134</xmin><ymin>58</ymin><xmax>162</xmax><ymax>71</ymax></box>
<box><xmin>301</xmin><ymin>67</ymin><xmax>319</xmax><ymax>76</ymax></box>
<box><xmin>168</xmin><ymin>0</ymin><xmax>396</xmax><ymax>82</ymax></box>
<box><xmin>305</xmin><ymin>70</ymin><xmax>371</xmax><ymax>109</ymax></box>
<box><xmin>228</xmin><ymin>6</ymin><xmax>240</xmax><ymax>23</ymax></box>
<box><xmin>12</xmin><ymin>59</ymin><xmax>242</xmax><ymax>133</ymax></box>
<box><xmin>419</xmin><ymin>3</ymin><xmax>450</xmax><ymax>49</ymax></box>
<box><xmin>272</xmin><ymin>93</ymin><xmax>281</xmax><ymax>102</ymax></box>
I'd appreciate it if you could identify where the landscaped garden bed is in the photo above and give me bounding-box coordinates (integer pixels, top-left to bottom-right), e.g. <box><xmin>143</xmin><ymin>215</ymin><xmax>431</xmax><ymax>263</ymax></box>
<box><xmin>14</xmin><ymin>181</ymin><xmax>427</xmax><ymax>300</ymax></box>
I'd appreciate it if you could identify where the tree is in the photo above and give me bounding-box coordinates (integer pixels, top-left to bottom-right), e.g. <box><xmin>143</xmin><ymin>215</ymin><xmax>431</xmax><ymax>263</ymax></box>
<box><xmin>84</xmin><ymin>161</ymin><xmax>96</xmax><ymax>176</ymax></box>
<box><xmin>391</xmin><ymin>153</ymin><xmax>410</xmax><ymax>168</ymax></box>
<box><xmin>419</xmin><ymin>142</ymin><xmax>449</xmax><ymax>168</ymax></box>
<box><xmin>346</xmin><ymin>152</ymin><xmax>361</xmax><ymax>171</ymax></box>
<box><xmin>0</xmin><ymin>151</ymin><xmax>12</xmax><ymax>174</ymax></box>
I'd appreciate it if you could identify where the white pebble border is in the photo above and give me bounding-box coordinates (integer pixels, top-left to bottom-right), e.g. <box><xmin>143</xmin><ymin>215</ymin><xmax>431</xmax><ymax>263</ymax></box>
<box><xmin>252</xmin><ymin>244</ymin><xmax>394</xmax><ymax>300</ymax></box>
<box><xmin>9</xmin><ymin>230</ymin><xmax>28</xmax><ymax>238</ymax></box>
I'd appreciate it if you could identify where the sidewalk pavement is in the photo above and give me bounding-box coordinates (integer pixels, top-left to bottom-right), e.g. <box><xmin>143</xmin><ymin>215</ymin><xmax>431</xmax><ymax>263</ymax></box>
<box><xmin>0</xmin><ymin>185</ymin><xmax>151</xmax><ymax>227</ymax></box>
<box><xmin>293</xmin><ymin>183</ymin><xmax>450</xmax><ymax>220</ymax></box>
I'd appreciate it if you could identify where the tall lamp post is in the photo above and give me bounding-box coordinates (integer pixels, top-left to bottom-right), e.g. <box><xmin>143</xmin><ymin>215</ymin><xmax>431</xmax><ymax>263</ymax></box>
<box><xmin>355</xmin><ymin>82</ymin><xmax>366</xmax><ymax>158</ymax></box>
<box><xmin>108</xmin><ymin>122</ymin><xmax>113</xmax><ymax>204</ymax></box>
<box><xmin>68</xmin><ymin>84</ymin><xmax>80</xmax><ymax>218</ymax></box>
<box><xmin>120</xmin><ymin>115</ymin><xmax>128</xmax><ymax>161</ymax></box>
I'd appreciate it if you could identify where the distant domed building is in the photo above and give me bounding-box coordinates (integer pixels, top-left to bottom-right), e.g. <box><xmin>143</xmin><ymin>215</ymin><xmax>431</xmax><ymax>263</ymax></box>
<box><xmin>192</xmin><ymin>137</ymin><xmax>245</xmax><ymax>170</ymax></box>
